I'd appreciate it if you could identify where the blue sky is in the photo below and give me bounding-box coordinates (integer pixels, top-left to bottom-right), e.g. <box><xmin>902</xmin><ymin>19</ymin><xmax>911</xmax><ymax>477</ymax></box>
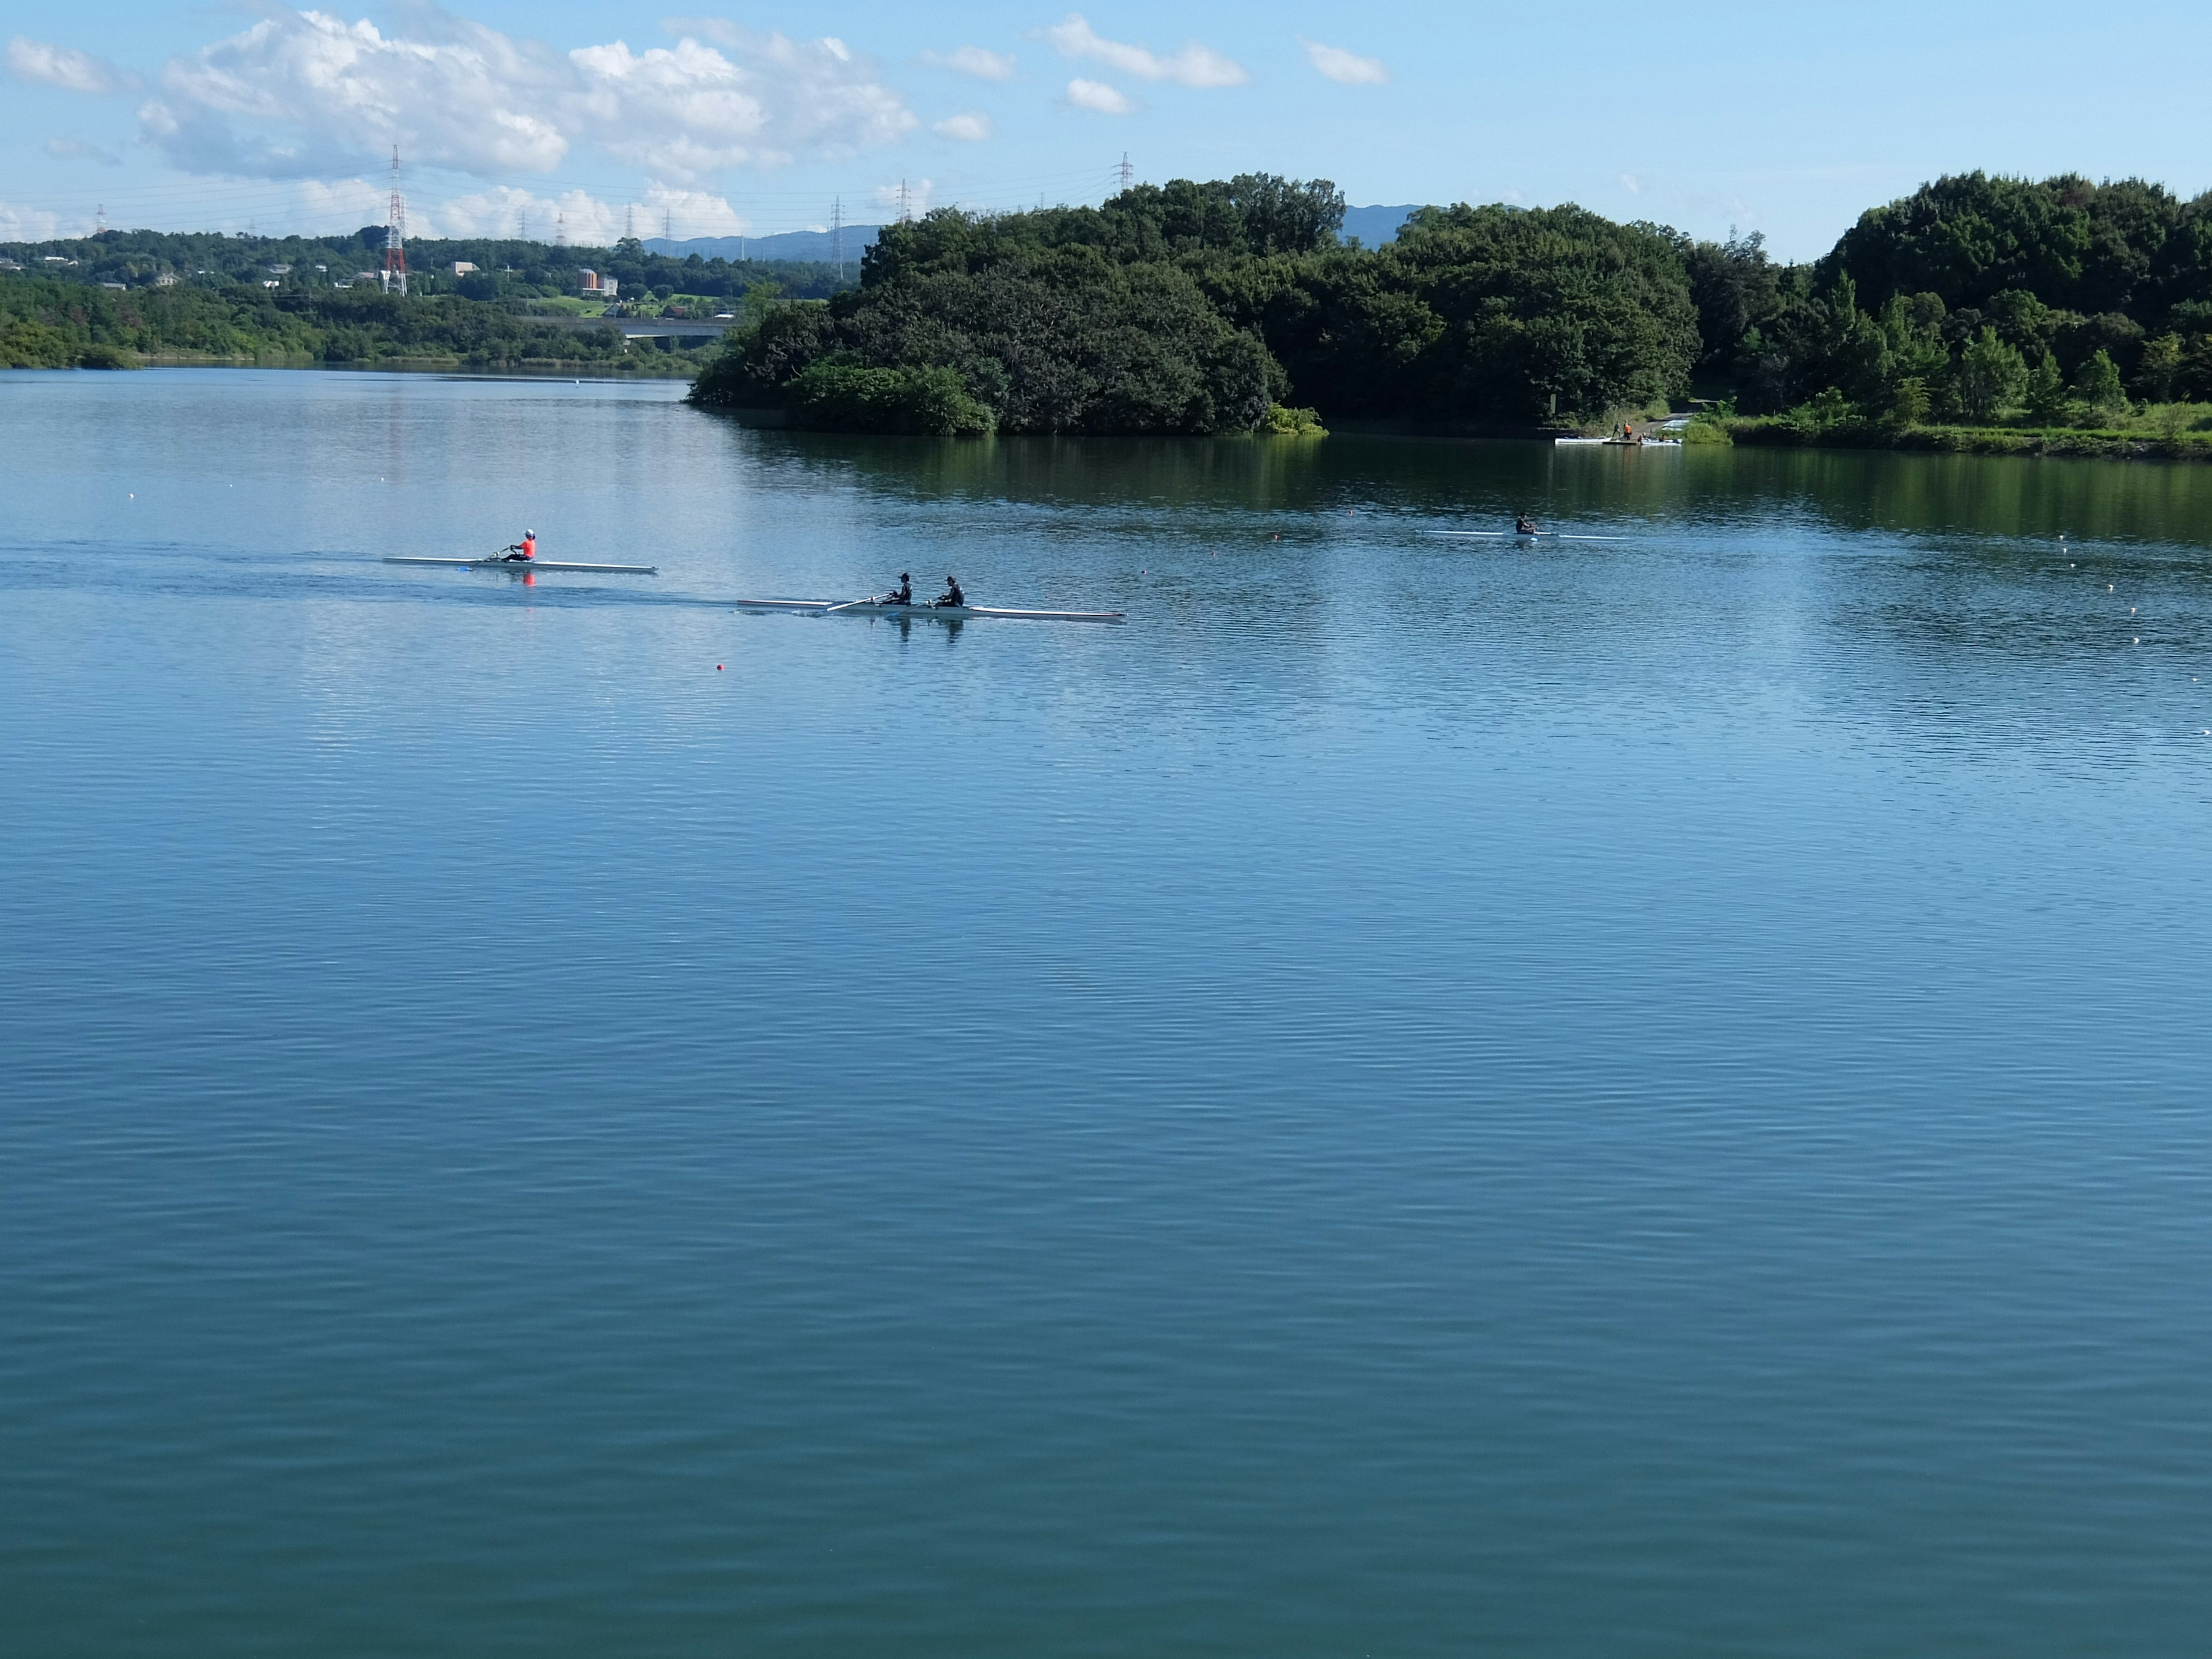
<box><xmin>3</xmin><ymin>0</ymin><xmax>2208</xmax><ymax>258</ymax></box>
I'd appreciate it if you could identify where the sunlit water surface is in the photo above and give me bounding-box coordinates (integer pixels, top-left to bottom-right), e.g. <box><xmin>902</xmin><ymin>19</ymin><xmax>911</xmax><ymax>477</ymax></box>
<box><xmin>4</xmin><ymin>370</ymin><xmax>2210</xmax><ymax>1657</ymax></box>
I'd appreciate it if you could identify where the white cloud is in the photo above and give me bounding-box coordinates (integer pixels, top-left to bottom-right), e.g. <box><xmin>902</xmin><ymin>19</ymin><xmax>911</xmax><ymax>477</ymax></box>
<box><xmin>137</xmin><ymin>10</ymin><xmax>913</xmax><ymax>183</ymax></box>
<box><xmin>1064</xmin><ymin>77</ymin><xmax>1132</xmax><ymax>115</ymax></box>
<box><xmin>585</xmin><ymin>24</ymin><xmax>915</xmax><ymax>176</ymax></box>
<box><xmin>873</xmin><ymin>177</ymin><xmax>935</xmax><ymax>215</ymax></box>
<box><xmin>295</xmin><ymin>175</ymin><xmax>391</xmax><ymax>230</ymax></box>
<box><xmin>44</xmin><ymin>135</ymin><xmax>122</xmax><ymax>164</ymax></box>
<box><xmin>641</xmin><ymin>184</ymin><xmax>750</xmax><ymax>237</ymax></box>
<box><xmin>145</xmin><ymin>12</ymin><xmax>573</xmax><ymax>177</ymax></box>
<box><xmin>1301</xmin><ymin>39</ymin><xmax>1387</xmax><ymax>86</ymax></box>
<box><xmin>7</xmin><ymin>36</ymin><xmax>135</xmax><ymax>94</ymax></box>
<box><xmin>0</xmin><ymin>200</ymin><xmax>68</xmax><ymax>239</ymax></box>
<box><xmin>933</xmin><ymin>112</ymin><xmax>993</xmax><ymax>141</ymax></box>
<box><xmin>922</xmin><ymin>45</ymin><xmax>1016</xmax><ymax>80</ymax></box>
<box><xmin>1044</xmin><ymin>14</ymin><xmax>1245</xmax><ymax>88</ymax></box>
<box><xmin>382</xmin><ymin>182</ymin><xmax>750</xmax><ymax>242</ymax></box>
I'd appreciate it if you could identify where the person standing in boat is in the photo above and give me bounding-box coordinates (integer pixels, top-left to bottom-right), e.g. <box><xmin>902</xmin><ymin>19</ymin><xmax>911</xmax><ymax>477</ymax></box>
<box><xmin>936</xmin><ymin>574</ymin><xmax>965</xmax><ymax>608</ymax></box>
<box><xmin>499</xmin><ymin>529</ymin><xmax>536</xmax><ymax>562</ymax></box>
<box><xmin>886</xmin><ymin>571</ymin><xmax>913</xmax><ymax>605</ymax></box>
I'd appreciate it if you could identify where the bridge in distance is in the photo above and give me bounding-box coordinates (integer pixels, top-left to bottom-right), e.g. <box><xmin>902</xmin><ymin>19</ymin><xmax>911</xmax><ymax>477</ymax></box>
<box><xmin>538</xmin><ymin>315</ymin><xmax>732</xmax><ymax>348</ymax></box>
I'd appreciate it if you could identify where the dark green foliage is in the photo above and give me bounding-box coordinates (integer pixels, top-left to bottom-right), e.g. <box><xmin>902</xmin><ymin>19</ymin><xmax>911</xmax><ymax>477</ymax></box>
<box><xmin>1268</xmin><ymin>205</ymin><xmax>1699</xmax><ymax>421</ymax></box>
<box><xmin>1688</xmin><ymin>172</ymin><xmax>2212</xmax><ymax>421</ymax></box>
<box><xmin>695</xmin><ymin>197</ymin><xmax>1294</xmax><ymax>434</ymax></box>
<box><xmin>785</xmin><ymin>363</ymin><xmax>994</xmax><ymax>435</ymax></box>
<box><xmin>691</xmin><ymin>177</ymin><xmax>1698</xmax><ymax>433</ymax></box>
<box><xmin>1684</xmin><ymin>230</ymin><xmax>1783</xmax><ymax>373</ymax></box>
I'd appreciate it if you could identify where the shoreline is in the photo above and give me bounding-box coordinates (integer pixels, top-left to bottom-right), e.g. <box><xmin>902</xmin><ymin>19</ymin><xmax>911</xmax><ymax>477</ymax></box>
<box><xmin>22</xmin><ymin>353</ymin><xmax>702</xmax><ymax>378</ymax></box>
<box><xmin>1724</xmin><ymin>416</ymin><xmax>2212</xmax><ymax>464</ymax></box>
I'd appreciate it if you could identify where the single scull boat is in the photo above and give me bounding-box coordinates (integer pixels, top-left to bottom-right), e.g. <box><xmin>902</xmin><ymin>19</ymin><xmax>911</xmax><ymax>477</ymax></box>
<box><xmin>733</xmin><ymin>597</ymin><xmax>1123</xmax><ymax>623</ymax></box>
<box><xmin>385</xmin><ymin>556</ymin><xmax>658</xmax><ymax>574</ymax></box>
<box><xmin>1430</xmin><ymin>531</ymin><xmax>1627</xmax><ymax>542</ymax></box>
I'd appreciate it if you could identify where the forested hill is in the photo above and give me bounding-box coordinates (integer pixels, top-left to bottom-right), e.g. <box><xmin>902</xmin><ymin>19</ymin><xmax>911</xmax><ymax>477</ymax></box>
<box><xmin>1</xmin><ymin>226</ymin><xmax>850</xmax><ymax>371</ymax></box>
<box><xmin>1690</xmin><ymin>173</ymin><xmax>2212</xmax><ymax>427</ymax></box>
<box><xmin>692</xmin><ymin>175</ymin><xmax>1696</xmax><ymax>434</ymax></box>
<box><xmin>0</xmin><ymin>226</ymin><xmax>850</xmax><ymax>304</ymax></box>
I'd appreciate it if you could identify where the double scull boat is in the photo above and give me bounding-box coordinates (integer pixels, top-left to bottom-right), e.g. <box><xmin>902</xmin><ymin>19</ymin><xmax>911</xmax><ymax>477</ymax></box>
<box><xmin>733</xmin><ymin>596</ymin><xmax>1123</xmax><ymax>623</ymax></box>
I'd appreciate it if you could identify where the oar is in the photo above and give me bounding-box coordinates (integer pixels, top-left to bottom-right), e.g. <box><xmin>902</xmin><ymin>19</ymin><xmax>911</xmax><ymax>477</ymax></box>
<box><xmin>821</xmin><ymin>594</ymin><xmax>881</xmax><ymax>613</ymax></box>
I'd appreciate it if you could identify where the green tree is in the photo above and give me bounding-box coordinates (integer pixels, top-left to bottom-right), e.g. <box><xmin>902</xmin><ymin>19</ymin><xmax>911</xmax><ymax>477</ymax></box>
<box><xmin>1886</xmin><ymin>374</ymin><xmax>1931</xmax><ymax>426</ymax></box>
<box><xmin>2071</xmin><ymin>347</ymin><xmax>2127</xmax><ymax>418</ymax></box>
<box><xmin>785</xmin><ymin>362</ymin><xmax>994</xmax><ymax>434</ymax></box>
<box><xmin>2135</xmin><ymin>332</ymin><xmax>2183</xmax><ymax>400</ymax></box>
<box><xmin>1683</xmin><ymin>229</ymin><xmax>1782</xmax><ymax>373</ymax></box>
<box><xmin>2023</xmin><ymin>353</ymin><xmax>2070</xmax><ymax>425</ymax></box>
<box><xmin>1952</xmin><ymin>326</ymin><xmax>2028</xmax><ymax>421</ymax></box>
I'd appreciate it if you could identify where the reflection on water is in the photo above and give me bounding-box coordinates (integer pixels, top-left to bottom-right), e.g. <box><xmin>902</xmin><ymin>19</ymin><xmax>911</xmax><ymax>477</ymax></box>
<box><xmin>3</xmin><ymin>370</ymin><xmax>2211</xmax><ymax>1659</ymax></box>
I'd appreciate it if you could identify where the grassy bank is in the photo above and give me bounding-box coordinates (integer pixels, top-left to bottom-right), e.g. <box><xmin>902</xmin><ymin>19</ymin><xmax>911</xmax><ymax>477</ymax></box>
<box><xmin>1725</xmin><ymin>413</ymin><xmax>2212</xmax><ymax>461</ymax></box>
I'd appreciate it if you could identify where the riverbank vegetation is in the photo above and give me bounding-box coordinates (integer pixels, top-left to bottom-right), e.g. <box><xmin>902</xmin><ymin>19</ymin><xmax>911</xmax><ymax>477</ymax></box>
<box><xmin>0</xmin><ymin>274</ymin><xmax>710</xmax><ymax>372</ymax></box>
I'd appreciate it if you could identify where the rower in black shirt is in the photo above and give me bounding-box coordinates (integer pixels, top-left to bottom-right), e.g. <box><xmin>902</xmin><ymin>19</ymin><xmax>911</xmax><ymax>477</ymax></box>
<box><xmin>887</xmin><ymin>571</ymin><xmax>912</xmax><ymax>604</ymax></box>
<box><xmin>936</xmin><ymin>574</ymin><xmax>966</xmax><ymax>608</ymax></box>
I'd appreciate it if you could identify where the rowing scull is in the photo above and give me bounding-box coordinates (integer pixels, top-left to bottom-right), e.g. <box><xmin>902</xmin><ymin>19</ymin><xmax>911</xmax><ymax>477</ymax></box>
<box><xmin>385</xmin><ymin>556</ymin><xmax>658</xmax><ymax>574</ymax></box>
<box><xmin>733</xmin><ymin>597</ymin><xmax>1123</xmax><ymax>623</ymax></box>
<box><xmin>1429</xmin><ymin>531</ymin><xmax>1627</xmax><ymax>542</ymax></box>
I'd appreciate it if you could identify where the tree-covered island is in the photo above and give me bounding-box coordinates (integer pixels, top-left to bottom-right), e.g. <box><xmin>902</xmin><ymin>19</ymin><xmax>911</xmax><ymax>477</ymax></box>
<box><xmin>692</xmin><ymin>171</ymin><xmax>2212</xmax><ymax>457</ymax></box>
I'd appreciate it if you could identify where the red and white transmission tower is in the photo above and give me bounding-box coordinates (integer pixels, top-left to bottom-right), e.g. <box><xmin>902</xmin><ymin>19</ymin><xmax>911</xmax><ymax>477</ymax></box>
<box><xmin>382</xmin><ymin>146</ymin><xmax>408</xmax><ymax>295</ymax></box>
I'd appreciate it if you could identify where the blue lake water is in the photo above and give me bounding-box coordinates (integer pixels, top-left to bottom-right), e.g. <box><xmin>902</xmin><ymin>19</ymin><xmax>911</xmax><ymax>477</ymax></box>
<box><xmin>3</xmin><ymin>368</ymin><xmax>2210</xmax><ymax>1656</ymax></box>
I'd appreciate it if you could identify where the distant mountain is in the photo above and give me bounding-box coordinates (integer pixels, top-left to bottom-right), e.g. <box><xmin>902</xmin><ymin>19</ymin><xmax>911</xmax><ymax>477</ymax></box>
<box><xmin>643</xmin><ymin>227</ymin><xmax>883</xmax><ymax>263</ymax></box>
<box><xmin>1341</xmin><ymin>205</ymin><xmax>1421</xmax><ymax>247</ymax></box>
<box><xmin>647</xmin><ymin>209</ymin><xmax>1416</xmax><ymax>264</ymax></box>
